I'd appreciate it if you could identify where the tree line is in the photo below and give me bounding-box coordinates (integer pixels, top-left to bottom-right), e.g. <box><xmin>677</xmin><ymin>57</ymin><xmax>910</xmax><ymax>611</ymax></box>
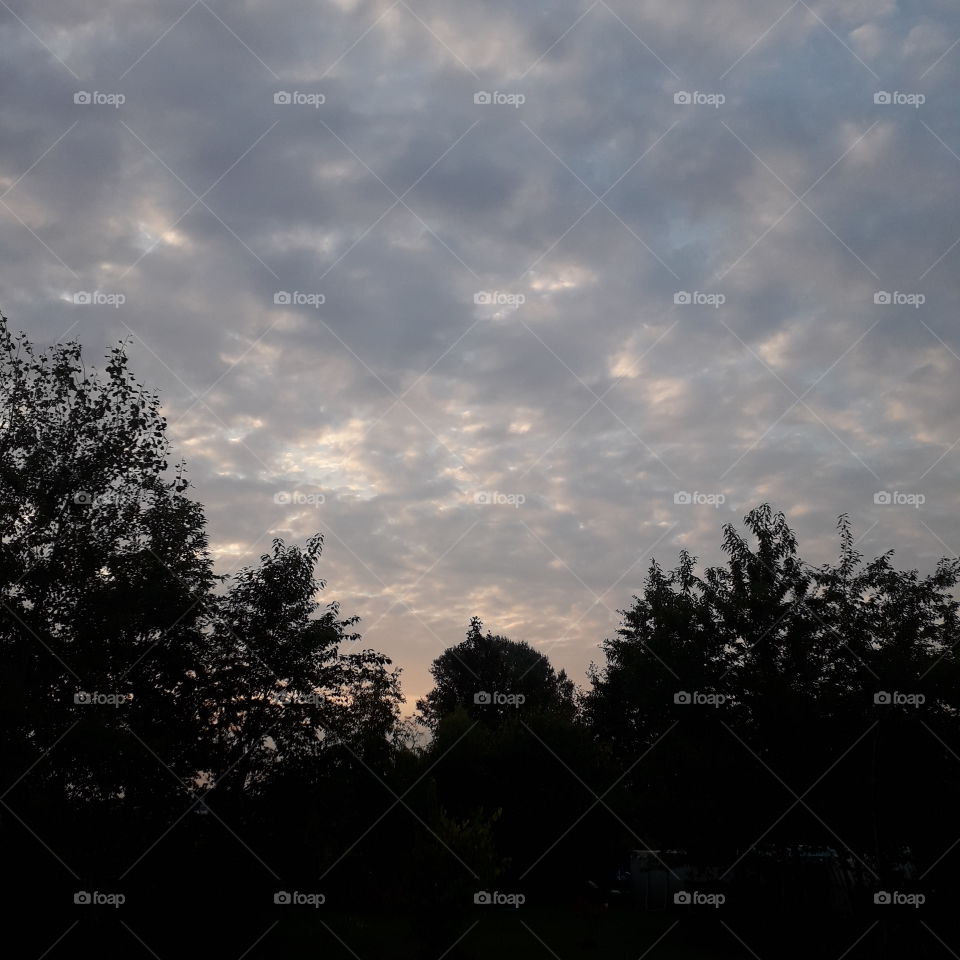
<box><xmin>2</xmin><ymin>314</ymin><xmax>958</xmax><ymax>958</ymax></box>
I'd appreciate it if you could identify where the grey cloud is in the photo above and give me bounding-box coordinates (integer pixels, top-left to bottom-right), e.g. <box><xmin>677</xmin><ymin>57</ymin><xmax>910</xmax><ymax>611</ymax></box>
<box><xmin>1</xmin><ymin>0</ymin><xmax>958</xmax><ymax>707</ymax></box>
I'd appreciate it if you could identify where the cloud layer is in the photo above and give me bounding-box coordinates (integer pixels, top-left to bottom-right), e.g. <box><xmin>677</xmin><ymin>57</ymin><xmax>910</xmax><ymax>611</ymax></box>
<box><xmin>3</xmin><ymin>0</ymin><xmax>959</xmax><ymax>705</ymax></box>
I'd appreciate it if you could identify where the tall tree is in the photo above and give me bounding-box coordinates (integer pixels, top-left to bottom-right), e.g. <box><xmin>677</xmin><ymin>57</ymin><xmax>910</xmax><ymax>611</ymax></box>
<box><xmin>201</xmin><ymin>533</ymin><xmax>403</xmax><ymax>799</ymax></box>
<box><xmin>0</xmin><ymin>315</ymin><xmax>214</xmax><ymax>805</ymax></box>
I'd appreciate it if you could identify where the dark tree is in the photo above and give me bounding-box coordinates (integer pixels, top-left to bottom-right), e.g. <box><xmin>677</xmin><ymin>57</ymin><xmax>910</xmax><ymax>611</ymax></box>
<box><xmin>416</xmin><ymin>616</ymin><xmax>575</xmax><ymax>729</ymax></box>
<box><xmin>0</xmin><ymin>315</ymin><xmax>215</xmax><ymax>805</ymax></box>
<box><xmin>0</xmin><ymin>317</ymin><xmax>406</xmax><ymax>944</ymax></box>
<box><xmin>585</xmin><ymin>505</ymin><xmax>960</xmax><ymax>875</ymax></box>
<box><xmin>201</xmin><ymin>533</ymin><xmax>404</xmax><ymax>799</ymax></box>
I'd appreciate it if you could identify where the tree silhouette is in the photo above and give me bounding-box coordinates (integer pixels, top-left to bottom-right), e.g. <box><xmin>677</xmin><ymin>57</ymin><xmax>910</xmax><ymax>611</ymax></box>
<box><xmin>416</xmin><ymin>616</ymin><xmax>576</xmax><ymax>729</ymax></box>
<box><xmin>201</xmin><ymin>533</ymin><xmax>403</xmax><ymax>800</ymax></box>
<box><xmin>0</xmin><ymin>315</ymin><xmax>215</xmax><ymax>806</ymax></box>
<box><xmin>586</xmin><ymin>505</ymin><xmax>960</xmax><ymax>879</ymax></box>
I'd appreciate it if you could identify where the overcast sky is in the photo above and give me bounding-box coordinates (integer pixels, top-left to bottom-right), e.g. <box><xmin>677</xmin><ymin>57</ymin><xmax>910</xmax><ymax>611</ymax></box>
<box><xmin>2</xmin><ymin>0</ymin><xmax>958</xmax><ymax>709</ymax></box>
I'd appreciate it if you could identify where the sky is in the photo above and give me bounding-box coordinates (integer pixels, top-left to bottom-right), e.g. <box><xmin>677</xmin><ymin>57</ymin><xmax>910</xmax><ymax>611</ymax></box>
<box><xmin>1</xmin><ymin>0</ymin><xmax>958</xmax><ymax>711</ymax></box>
